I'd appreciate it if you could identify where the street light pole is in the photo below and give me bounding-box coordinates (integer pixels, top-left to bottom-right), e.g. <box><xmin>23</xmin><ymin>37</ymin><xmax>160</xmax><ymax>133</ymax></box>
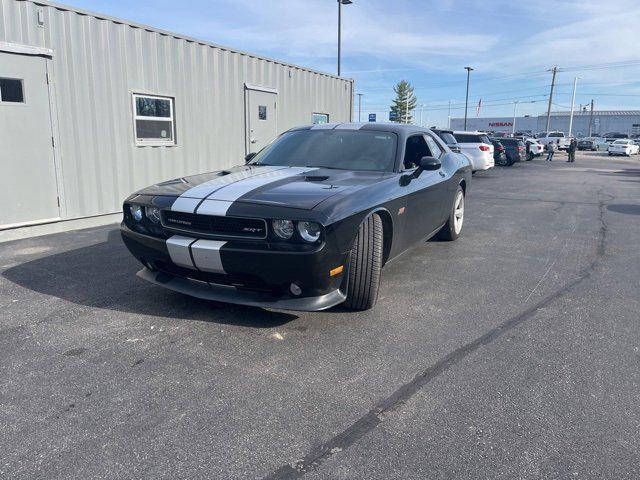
<box><xmin>568</xmin><ymin>76</ymin><xmax>579</xmax><ymax>137</ymax></box>
<box><xmin>464</xmin><ymin>66</ymin><xmax>473</xmax><ymax>130</ymax></box>
<box><xmin>512</xmin><ymin>101</ymin><xmax>519</xmax><ymax>134</ymax></box>
<box><xmin>337</xmin><ymin>0</ymin><xmax>352</xmax><ymax>76</ymax></box>
<box><xmin>356</xmin><ymin>93</ymin><xmax>363</xmax><ymax>122</ymax></box>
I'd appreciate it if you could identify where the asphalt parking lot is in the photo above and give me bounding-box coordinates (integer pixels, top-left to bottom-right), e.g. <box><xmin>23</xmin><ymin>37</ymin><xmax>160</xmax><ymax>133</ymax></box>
<box><xmin>1</xmin><ymin>151</ymin><xmax>640</xmax><ymax>479</ymax></box>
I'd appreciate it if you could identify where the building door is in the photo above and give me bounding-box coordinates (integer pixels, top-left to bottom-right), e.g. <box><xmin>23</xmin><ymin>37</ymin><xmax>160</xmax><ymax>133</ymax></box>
<box><xmin>0</xmin><ymin>51</ymin><xmax>59</xmax><ymax>228</ymax></box>
<box><xmin>246</xmin><ymin>86</ymin><xmax>278</xmax><ymax>154</ymax></box>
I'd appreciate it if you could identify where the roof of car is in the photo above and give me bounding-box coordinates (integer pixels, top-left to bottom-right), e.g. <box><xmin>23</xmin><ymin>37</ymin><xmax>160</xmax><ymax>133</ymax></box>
<box><xmin>452</xmin><ymin>131</ymin><xmax>488</xmax><ymax>135</ymax></box>
<box><xmin>288</xmin><ymin>122</ymin><xmax>433</xmax><ymax>135</ymax></box>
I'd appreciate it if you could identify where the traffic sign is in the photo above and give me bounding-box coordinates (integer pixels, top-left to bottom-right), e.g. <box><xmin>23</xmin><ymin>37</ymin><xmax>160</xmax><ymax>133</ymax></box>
<box><xmin>389</xmin><ymin>111</ymin><xmax>398</xmax><ymax>121</ymax></box>
<box><xmin>368</xmin><ymin>113</ymin><xmax>376</xmax><ymax>122</ymax></box>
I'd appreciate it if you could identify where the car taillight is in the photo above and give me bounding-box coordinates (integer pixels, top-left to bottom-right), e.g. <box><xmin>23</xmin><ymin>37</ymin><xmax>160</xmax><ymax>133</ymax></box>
<box><xmin>517</xmin><ymin>146</ymin><xmax>524</xmax><ymax>151</ymax></box>
<box><xmin>479</xmin><ymin>145</ymin><xmax>490</xmax><ymax>151</ymax></box>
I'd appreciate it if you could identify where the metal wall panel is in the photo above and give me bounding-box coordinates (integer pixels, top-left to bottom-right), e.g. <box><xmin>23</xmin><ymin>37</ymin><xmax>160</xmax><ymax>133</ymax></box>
<box><xmin>0</xmin><ymin>0</ymin><xmax>353</xmax><ymax>220</ymax></box>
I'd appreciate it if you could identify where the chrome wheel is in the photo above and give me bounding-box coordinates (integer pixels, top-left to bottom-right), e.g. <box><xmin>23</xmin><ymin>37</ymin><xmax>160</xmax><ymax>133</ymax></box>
<box><xmin>453</xmin><ymin>191</ymin><xmax>464</xmax><ymax>234</ymax></box>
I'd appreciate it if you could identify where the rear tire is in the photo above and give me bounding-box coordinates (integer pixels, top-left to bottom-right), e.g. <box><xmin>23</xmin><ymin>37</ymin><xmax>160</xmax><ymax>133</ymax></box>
<box><xmin>437</xmin><ymin>186</ymin><xmax>464</xmax><ymax>241</ymax></box>
<box><xmin>344</xmin><ymin>214</ymin><xmax>383</xmax><ymax>311</ymax></box>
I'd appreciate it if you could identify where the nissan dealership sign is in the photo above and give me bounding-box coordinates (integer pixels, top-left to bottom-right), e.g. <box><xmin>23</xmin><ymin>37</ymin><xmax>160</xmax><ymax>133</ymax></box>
<box><xmin>489</xmin><ymin>122</ymin><xmax>513</xmax><ymax>127</ymax></box>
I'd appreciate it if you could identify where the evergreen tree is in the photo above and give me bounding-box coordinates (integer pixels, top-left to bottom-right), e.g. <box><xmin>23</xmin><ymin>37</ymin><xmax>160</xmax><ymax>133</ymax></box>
<box><xmin>390</xmin><ymin>80</ymin><xmax>417</xmax><ymax>123</ymax></box>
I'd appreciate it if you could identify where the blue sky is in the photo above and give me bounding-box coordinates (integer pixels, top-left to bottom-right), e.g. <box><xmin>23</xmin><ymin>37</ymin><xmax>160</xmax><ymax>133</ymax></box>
<box><xmin>63</xmin><ymin>0</ymin><xmax>640</xmax><ymax>127</ymax></box>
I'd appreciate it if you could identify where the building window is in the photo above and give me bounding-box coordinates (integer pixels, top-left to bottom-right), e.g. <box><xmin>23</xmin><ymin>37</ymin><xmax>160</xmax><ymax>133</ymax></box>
<box><xmin>312</xmin><ymin>113</ymin><xmax>329</xmax><ymax>124</ymax></box>
<box><xmin>0</xmin><ymin>78</ymin><xmax>24</xmax><ymax>103</ymax></box>
<box><xmin>258</xmin><ymin>105</ymin><xmax>267</xmax><ymax>120</ymax></box>
<box><xmin>132</xmin><ymin>93</ymin><xmax>175</xmax><ymax>146</ymax></box>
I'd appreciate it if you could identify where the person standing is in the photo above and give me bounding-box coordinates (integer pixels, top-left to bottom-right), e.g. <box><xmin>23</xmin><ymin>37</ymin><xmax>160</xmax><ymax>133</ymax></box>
<box><xmin>567</xmin><ymin>137</ymin><xmax>577</xmax><ymax>162</ymax></box>
<box><xmin>546</xmin><ymin>140</ymin><xmax>556</xmax><ymax>161</ymax></box>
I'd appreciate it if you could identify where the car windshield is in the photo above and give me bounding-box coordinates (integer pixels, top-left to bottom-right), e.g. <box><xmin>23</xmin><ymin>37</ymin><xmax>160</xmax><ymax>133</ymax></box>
<box><xmin>248</xmin><ymin>130</ymin><xmax>398</xmax><ymax>171</ymax></box>
<box><xmin>613</xmin><ymin>140</ymin><xmax>629</xmax><ymax>144</ymax></box>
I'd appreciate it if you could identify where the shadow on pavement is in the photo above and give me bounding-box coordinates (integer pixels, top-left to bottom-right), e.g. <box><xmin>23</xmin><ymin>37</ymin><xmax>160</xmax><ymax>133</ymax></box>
<box><xmin>607</xmin><ymin>204</ymin><xmax>640</xmax><ymax>216</ymax></box>
<box><xmin>3</xmin><ymin>229</ymin><xmax>297</xmax><ymax>327</ymax></box>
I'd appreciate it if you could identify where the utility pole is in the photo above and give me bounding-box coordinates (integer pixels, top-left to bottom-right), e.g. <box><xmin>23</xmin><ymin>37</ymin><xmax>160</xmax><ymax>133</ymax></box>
<box><xmin>512</xmin><ymin>101</ymin><xmax>519</xmax><ymax>134</ymax></box>
<box><xmin>545</xmin><ymin>65</ymin><xmax>558</xmax><ymax>132</ymax></box>
<box><xmin>568</xmin><ymin>76</ymin><xmax>579</xmax><ymax>137</ymax></box>
<box><xmin>588</xmin><ymin>99</ymin><xmax>594</xmax><ymax>136</ymax></box>
<box><xmin>356</xmin><ymin>93</ymin><xmax>363</xmax><ymax>122</ymax></box>
<box><xmin>464</xmin><ymin>66</ymin><xmax>473</xmax><ymax>130</ymax></box>
<box><xmin>447</xmin><ymin>100</ymin><xmax>451</xmax><ymax>129</ymax></box>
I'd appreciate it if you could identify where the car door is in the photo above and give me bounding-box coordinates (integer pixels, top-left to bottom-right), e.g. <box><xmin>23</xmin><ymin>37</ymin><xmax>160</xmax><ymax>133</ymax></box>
<box><xmin>424</xmin><ymin>133</ymin><xmax>454</xmax><ymax>221</ymax></box>
<box><xmin>398</xmin><ymin>134</ymin><xmax>447</xmax><ymax>249</ymax></box>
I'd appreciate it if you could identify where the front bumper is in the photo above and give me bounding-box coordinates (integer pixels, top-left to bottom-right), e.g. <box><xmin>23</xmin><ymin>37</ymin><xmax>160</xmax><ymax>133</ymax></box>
<box><xmin>472</xmin><ymin>154</ymin><xmax>495</xmax><ymax>170</ymax></box>
<box><xmin>120</xmin><ymin>223</ymin><xmax>349</xmax><ymax>311</ymax></box>
<box><xmin>137</xmin><ymin>268</ymin><xmax>346</xmax><ymax>311</ymax></box>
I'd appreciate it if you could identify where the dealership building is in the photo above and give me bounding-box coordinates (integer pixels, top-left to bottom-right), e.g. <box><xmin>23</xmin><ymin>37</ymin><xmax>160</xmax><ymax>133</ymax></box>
<box><xmin>450</xmin><ymin>110</ymin><xmax>640</xmax><ymax>137</ymax></box>
<box><xmin>0</xmin><ymin>0</ymin><xmax>353</xmax><ymax>240</ymax></box>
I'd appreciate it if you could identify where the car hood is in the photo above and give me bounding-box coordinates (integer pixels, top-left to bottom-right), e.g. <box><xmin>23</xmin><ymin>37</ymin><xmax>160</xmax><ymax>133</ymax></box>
<box><xmin>135</xmin><ymin>164</ymin><xmax>393</xmax><ymax>210</ymax></box>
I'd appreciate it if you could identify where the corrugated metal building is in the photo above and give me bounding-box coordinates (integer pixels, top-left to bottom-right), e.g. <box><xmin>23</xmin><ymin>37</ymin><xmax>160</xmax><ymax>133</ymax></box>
<box><xmin>450</xmin><ymin>111</ymin><xmax>640</xmax><ymax>136</ymax></box>
<box><xmin>0</xmin><ymin>0</ymin><xmax>353</xmax><ymax>235</ymax></box>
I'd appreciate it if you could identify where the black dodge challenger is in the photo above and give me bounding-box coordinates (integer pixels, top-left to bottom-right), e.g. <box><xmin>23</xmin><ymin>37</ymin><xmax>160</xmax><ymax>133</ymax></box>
<box><xmin>121</xmin><ymin>123</ymin><xmax>471</xmax><ymax>311</ymax></box>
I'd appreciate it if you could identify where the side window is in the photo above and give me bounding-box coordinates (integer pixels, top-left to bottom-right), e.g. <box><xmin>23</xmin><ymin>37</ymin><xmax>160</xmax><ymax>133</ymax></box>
<box><xmin>403</xmin><ymin>135</ymin><xmax>430</xmax><ymax>170</ymax></box>
<box><xmin>133</xmin><ymin>93</ymin><xmax>175</xmax><ymax>146</ymax></box>
<box><xmin>424</xmin><ymin>135</ymin><xmax>443</xmax><ymax>158</ymax></box>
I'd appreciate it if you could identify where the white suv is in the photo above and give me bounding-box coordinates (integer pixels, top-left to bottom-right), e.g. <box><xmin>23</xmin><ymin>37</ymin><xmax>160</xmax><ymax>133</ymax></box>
<box><xmin>452</xmin><ymin>131</ymin><xmax>495</xmax><ymax>171</ymax></box>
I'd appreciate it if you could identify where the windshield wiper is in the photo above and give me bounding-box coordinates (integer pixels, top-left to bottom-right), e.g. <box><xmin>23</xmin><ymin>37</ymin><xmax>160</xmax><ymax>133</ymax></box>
<box><xmin>305</xmin><ymin>165</ymin><xmax>346</xmax><ymax>170</ymax></box>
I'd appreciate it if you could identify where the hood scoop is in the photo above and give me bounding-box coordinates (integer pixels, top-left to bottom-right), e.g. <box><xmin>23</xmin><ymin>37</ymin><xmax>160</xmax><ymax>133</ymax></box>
<box><xmin>305</xmin><ymin>175</ymin><xmax>330</xmax><ymax>182</ymax></box>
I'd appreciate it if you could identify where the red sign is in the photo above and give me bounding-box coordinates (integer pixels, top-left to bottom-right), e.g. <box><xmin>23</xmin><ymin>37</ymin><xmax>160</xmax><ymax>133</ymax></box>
<box><xmin>489</xmin><ymin>122</ymin><xmax>513</xmax><ymax>127</ymax></box>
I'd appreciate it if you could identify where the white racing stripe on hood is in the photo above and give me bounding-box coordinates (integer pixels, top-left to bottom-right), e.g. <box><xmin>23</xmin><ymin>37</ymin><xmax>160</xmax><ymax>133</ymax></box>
<box><xmin>174</xmin><ymin>165</ymin><xmax>288</xmax><ymax>201</ymax></box>
<box><xmin>170</xmin><ymin>197</ymin><xmax>202</xmax><ymax>214</ymax></box>
<box><xmin>194</xmin><ymin>200</ymin><xmax>233</xmax><ymax>216</ymax></box>
<box><xmin>202</xmin><ymin>167</ymin><xmax>318</xmax><ymax>203</ymax></box>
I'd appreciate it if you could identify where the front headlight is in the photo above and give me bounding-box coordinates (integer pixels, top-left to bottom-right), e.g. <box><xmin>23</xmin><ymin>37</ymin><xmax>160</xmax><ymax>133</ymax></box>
<box><xmin>129</xmin><ymin>204</ymin><xmax>143</xmax><ymax>222</ymax></box>
<box><xmin>297</xmin><ymin>221</ymin><xmax>321</xmax><ymax>242</ymax></box>
<box><xmin>146</xmin><ymin>206</ymin><xmax>161</xmax><ymax>223</ymax></box>
<box><xmin>272</xmin><ymin>219</ymin><xmax>294</xmax><ymax>239</ymax></box>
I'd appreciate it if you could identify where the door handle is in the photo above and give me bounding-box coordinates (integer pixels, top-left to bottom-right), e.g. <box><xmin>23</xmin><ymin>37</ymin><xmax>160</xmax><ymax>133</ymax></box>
<box><xmin>250</xmin><ymin>138</ymin><xmax>257</xmax><ymax>144</ymax></box>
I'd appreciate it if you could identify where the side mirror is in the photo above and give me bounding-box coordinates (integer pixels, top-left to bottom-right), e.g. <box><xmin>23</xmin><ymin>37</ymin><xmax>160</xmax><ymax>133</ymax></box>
<box><xmin>419</xmin><ymin>156</ymin><xmax>441</xmax><ymax>171</ymax></box>
<box><xmin>245</xmin><ymin>152</ymin><xmax>257</xmax><ymax>163</ymax></box>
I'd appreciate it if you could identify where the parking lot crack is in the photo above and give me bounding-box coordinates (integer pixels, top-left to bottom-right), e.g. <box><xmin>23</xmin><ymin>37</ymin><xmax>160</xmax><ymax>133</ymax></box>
<box><xmin>263</xmin><ymin>203</ymin><xmax>609</xmax><ymax>480</ymax></box>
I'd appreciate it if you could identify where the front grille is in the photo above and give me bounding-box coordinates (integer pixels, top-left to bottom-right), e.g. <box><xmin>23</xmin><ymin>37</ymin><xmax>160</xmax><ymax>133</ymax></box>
<box><xmin>161</xmin><ymin>210</ymin><xmax>267</xmax><ymax>239</ymax></box>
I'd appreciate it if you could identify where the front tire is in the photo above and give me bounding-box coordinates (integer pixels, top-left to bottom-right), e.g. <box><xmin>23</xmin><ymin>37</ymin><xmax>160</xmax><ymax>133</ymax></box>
<box><xmin>344</xmin><ymin>214</ymin><xmax>383</xmax><ymax>311</ymax></box>
<box><xmin>437</xmin><ymin>186</ymin><xmax>465</xmax><ymax>241</ymax></box>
